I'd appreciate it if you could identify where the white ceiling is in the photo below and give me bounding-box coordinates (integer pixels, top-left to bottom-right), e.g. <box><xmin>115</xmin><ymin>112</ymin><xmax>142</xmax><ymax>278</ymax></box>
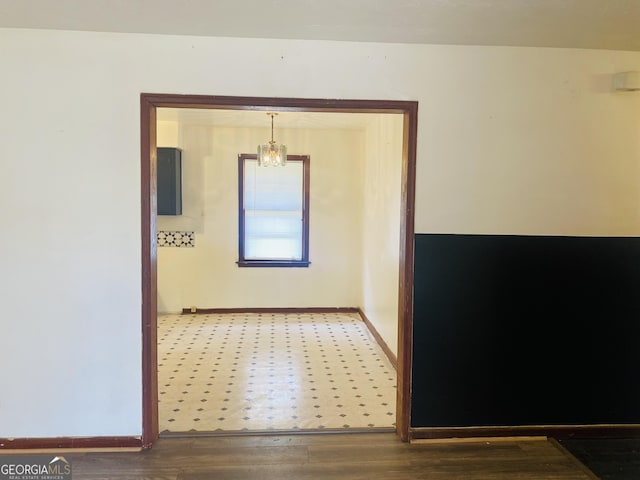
<box><xmin>1</xmin><ymin>0</ymin><xmax>639</xmax><ymax>51</ymax></box>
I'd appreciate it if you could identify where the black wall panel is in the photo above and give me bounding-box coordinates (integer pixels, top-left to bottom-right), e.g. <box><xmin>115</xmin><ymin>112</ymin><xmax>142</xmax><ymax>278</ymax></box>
<box><xmin>411</xmin><ymin>234</ymin><xmax>640</xmax><ymax>427</ymax></box>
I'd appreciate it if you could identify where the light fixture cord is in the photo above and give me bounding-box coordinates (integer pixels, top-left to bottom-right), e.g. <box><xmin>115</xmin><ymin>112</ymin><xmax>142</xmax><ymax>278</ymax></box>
<box><xmin>270</xmin><ymin>113</ymin><xmax>275</xmax><ymax>143</ymax></box>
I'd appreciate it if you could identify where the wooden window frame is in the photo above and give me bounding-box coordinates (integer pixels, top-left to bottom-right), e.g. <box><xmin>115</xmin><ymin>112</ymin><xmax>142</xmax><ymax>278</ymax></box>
<box><xmin>237</xmin><ymin>153</ymin><xmax>311</xmax><ymax>268</ymax></box>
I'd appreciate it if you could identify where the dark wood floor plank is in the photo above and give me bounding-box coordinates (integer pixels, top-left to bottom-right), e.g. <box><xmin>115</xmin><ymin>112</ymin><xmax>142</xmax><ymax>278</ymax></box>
<box><xmin>309</xmin><ymin>440</ymin><xmax>527</xmax><ymax>464</ymax></box>
<box><xmin>177</xmin><ymin>463</ymin><xmax>591</xmax><ymax>480</ymax></box>
<box><xmin>65</xmin><ymin>433</ymin><xmax>595</xmax><ymax>480</ymax></box>
<box><xmin>181</xmin><ymin>445</ymin><xmax>309</xmax><ymax>464</ymax></box>
<box><xmin>74</xmin><ymin>476</ymin><xmax>177</xmax><ymax>480</ymax></box>
<box><xmin>187</xmin><ymin>434</ymin><xmax>312</xmax><ymax>448</ymax></box>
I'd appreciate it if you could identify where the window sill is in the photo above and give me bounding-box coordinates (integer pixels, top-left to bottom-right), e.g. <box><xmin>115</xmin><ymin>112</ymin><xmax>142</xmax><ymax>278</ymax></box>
<box><xmin>237</xmin><ymin>260</ymin><xmax>311</xmax><ymax>268</ymax></box>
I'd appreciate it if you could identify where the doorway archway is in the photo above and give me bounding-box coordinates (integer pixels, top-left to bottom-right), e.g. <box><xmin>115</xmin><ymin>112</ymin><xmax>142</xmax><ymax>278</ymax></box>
<box><xmin>140</xmin><ymin>94</ymin><xmax>417</xmax><ymax>447</ymax></box>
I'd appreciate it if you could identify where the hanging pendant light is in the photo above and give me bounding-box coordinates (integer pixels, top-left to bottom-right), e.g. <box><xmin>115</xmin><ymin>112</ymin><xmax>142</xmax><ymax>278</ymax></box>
<box><xmin>258</xmin><ymin>113</ymin><xmax>287</xmax><ymax>166</ymax></box>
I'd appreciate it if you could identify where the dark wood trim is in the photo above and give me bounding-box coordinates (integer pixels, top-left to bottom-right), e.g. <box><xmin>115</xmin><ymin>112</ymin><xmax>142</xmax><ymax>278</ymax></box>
<box><xmin>302</xmin><ymin>155</ymin><xmax>311</xmax><ymax>267</ymax></box>
<box><xmin>357</xmin><ymin>309</ymin><xmax>397</xmax><ymax>369</ymax></box>
<box><xmin>0</xmin><ymin>436</ymin><xmax>142</xmax><ymax>450</ymax></box>
<box><xmin>140</xmin><ymin>95</ymin><xmax>159</xmax><ymax>449</ymax></box>
<box><xmin>237</xmin><ymin>153</ymin><xmax>245</xmax><ymax>263</ymax></box>
<box><xmin>237</xmin><ymin>261</ymin><xmax>311</xmax><ymax>268</ymax></box>
<box><xmin>302</xmin><ymin>153</ymin><xmax>310</xmax><ymax>265</ymax></box>
<box><xmin>237</xmin><ymin>154</ymin><xmax>310</xmax><ymax>267</ymax></box>
<box><xmin>410</xmin><ymin>425</ymin><xmax>640</xmax><ymax>441</ymax></box>
<box><xmin>140</xmin><ymin>94</ymin><xmax>413</xmax><ymax>114</ymax></box>
<box><xmin>141</xmin><ymin>94</ymin><xmax>418</xmax><ymax>446</ymax></box>
<box><xmin>181</xmin><ymin>307</ymin><xmax>361</xmax><ymax>314</ymax></box>
<box><xmin>396</xmin><ymin>105</ymin><xmax>418</xmax><ymax>441</ymax></box>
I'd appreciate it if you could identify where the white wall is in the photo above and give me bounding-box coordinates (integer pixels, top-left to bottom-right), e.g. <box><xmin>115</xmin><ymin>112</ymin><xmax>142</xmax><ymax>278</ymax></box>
<box><xmin>156</xmin><ymin>123</ymin><xmax>364</xmax><ymax>312</ymax></box>
<box><xmin>0</xmin><ymin>27</ymin><xmax>638</xmax><ymax>437</ymax></box>
<box><xmin>360</xmin><ymin>115</ymin><xmax>404</xmax><ymax>357</ymax></box>
<box><xmin>417</xmin><ymin>49</ymin><xmax>640</xmax><ymax>236</ymax></box>
<box><xmin>157</xmin><ymin>120</ymin><xmax>181</xmax><ymax>150</ymax></box>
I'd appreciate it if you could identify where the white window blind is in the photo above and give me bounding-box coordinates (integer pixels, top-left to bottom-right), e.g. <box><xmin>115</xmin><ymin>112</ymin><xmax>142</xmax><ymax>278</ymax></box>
<box><xmin>243</xmin><ymin>159</ymin><xmax>304</xmax><ymax>261</ymax></box>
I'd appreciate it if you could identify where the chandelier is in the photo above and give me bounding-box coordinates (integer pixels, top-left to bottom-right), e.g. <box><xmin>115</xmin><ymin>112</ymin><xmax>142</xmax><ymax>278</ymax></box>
<box><xmin>257</xmin><ymin>113</ymin><xmax>287</xmax><ymax>166</ymax></box>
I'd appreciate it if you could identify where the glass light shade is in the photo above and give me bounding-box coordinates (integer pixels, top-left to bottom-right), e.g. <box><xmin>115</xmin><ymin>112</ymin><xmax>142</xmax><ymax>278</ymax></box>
<box><xmin>258</xmin><ymin>143</ymin><xmax>287</xmax><ymax>167</ymax></box>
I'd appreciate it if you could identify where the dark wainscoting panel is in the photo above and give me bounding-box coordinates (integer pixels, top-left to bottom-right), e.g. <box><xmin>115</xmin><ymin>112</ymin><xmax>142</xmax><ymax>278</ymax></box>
<box><xmin>411</xmin><ymin>234</ymin><xmax>640</xmax><ymax>429</ymax></box>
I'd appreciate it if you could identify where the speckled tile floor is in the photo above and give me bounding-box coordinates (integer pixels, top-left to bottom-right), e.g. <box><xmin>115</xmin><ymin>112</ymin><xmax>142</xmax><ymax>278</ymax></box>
<box><xmin>158</xmin><ymin>312</ymin><xmax>397</xmax><ymax>433</ymax></box>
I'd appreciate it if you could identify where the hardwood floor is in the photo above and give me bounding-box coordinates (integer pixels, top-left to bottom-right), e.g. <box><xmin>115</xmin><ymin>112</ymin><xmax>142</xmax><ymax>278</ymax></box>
<box><xmin>68</xmin><ymin>433</ymin><xmax>597</xmax><ymax>480</ymax></box>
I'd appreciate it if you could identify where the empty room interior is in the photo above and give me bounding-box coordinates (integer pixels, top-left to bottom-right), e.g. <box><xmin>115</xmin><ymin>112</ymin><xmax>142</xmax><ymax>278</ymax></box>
<box><xmin>1</xmin><ymin>1</ymin><xmax>640</xmax><ymax>479</ymax></box>
<box><xmin>155</xmin><ymin>108</ymin><xmax>402</xmax><ymax>434</ymax></box>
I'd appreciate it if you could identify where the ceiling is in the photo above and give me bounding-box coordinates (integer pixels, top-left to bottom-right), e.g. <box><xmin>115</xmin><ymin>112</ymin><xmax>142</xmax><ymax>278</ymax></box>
<box><xmin>1</xmin><ymin>0</ymin><xmax>640</xmax><ymax>51</ymax></box>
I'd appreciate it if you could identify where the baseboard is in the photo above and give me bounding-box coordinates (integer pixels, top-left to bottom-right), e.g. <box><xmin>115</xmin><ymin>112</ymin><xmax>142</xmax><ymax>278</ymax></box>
<box><xmin>181</xmin><ymin>307</ymin><xmax>360</xmax><ymax>314</ymax></box>
<box><xmin>0</xmin><ymin>436</ymin><xmax>142</xmax><ymax>451</ymax></box>
<box><xmin>411</xmin><ymin>436</ymin><xmax>547</xmax><ymax>444</ymax></box>
<box><xmin>357</xmin><ymin>309</ymin><xmax>397</xmax><ymax>369</ymax></box>
<box><xmin>410</xmin><ymin>425</ymin><xmax>640</xmax><ymax>440</ymax></box>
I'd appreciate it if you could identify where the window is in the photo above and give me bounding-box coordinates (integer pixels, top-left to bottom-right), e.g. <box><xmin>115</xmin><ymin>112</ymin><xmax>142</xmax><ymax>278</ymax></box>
<box><xmin>238</xmin><ymin>154</ymin><xmax>310</xmax><ymax>267</ymax></box>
